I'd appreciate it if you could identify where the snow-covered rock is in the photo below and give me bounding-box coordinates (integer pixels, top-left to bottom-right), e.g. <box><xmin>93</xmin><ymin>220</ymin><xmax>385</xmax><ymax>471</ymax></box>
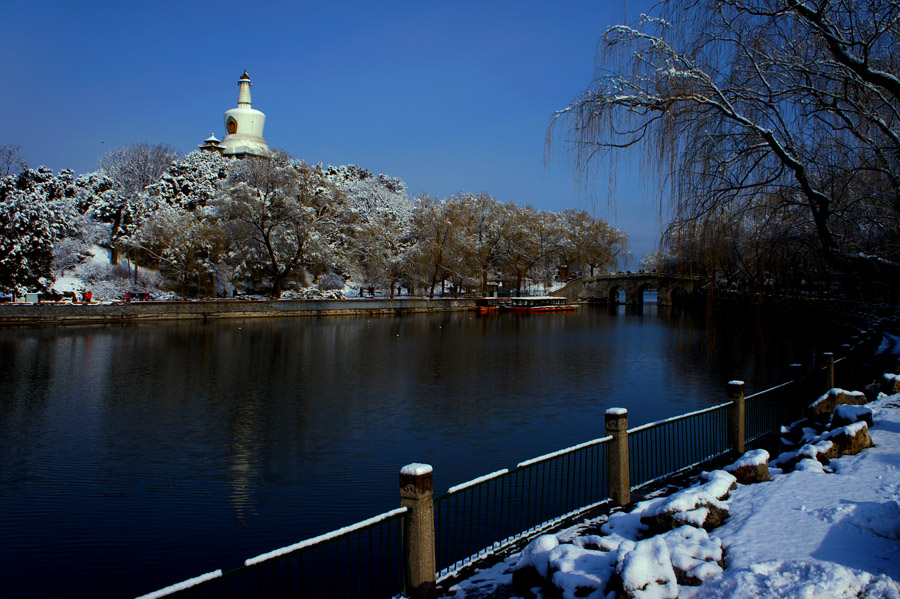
<box><xmin>640</xmin><ymin>471</ymin><xmax>736</xmax><ymax>534</ymax></box>
<box><xmin>831</xmin><ymin>404</ymin><xmax>875</xmax><ymax>428</ymax></box>
<box><xmin>614</xmin><ymin>536</ymin><xmax>678</xmax><ymax>599</ymax></box>
<box><xmin>793</xmin><ymin>458</ymin><xmax>826</xmax><ymax>473</ymax></box>
<box><xmin>659</xmin><ymin>526</ymin><xmax>723</xmax><ymax>586</ymax></box>
<box><xmin>549</xmin><ymin>543</ymin><xmax>616</xmax><ymax>599</ymax></box>
<box><xmin>774</xmin><ymin>440</ymin><xmax>836</xmax><ymax>471</ymax></box>
<box><xmin>810</xmin><ymin>388</ymin><xmax>867</xmax><ymax>419</ymax></box>
<box><xmin>725</xmin><ymin>450</ymin><xmax>770</xmax><ymax>485</ymax></box>
<box><xmin>824</xmin><ymin>421</ymin><xmax>875</xmax><ymax>456</ymax></box>
<box><xmin>882</xmin><ymin>373</ymin><xmax>900</xmax><ymax>395</ymax></box>
<box><xmin>512</xmin><ymin>534</ymin><xmax>559</xmax><ymax>592</ymax></box>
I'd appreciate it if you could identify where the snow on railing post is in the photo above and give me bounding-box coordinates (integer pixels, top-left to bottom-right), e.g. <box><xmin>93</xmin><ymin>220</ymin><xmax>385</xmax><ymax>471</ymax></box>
<box><xmin>400</xmin><ymin>463</ymin><xmax>436</xmax><ymax>599</ymax></box>
<box><xmin>728</xmin><ymin>381</ymin><xmax>746</xmax><ymax>455</ymax></box>
<box><xmin>605</xmin><ymin>408</ymin><xmax>630</xmax><ymax>507</ymax></box>
<box><xmin>824</xmin><ymin>352</ymin><xmax>835</xmax><ymax>390</ymax></box>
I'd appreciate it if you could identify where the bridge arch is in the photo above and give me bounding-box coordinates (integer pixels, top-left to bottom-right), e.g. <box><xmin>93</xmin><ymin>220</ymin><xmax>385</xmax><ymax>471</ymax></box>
<box><xmin>665</xmin><ymin>285</ymin><xmax>691</xmax><ymax>305</ymax></box>
<box><xmin>608</xmin><ymin>285</ymin><xmax>622</xmax><ymax>304</ymax></box>
<box><xmin>631</xmin><ymin>282</ymin><xmax>656</xmax><ymax>305</ymax></box>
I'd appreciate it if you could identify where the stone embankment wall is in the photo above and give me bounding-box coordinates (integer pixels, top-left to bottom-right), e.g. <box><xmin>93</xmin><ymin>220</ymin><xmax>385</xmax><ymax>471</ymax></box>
<box><xmin>0</xmin><ymin>298</ymin><xmax>475</xmax><ymax>327</ymax></box>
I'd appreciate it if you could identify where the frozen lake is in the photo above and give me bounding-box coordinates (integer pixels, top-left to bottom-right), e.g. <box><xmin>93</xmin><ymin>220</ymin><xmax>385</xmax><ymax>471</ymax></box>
<box><xmin>0</xmin><ymin>299</ymin><xmax>844</xmax><ymax>597</ymax></box>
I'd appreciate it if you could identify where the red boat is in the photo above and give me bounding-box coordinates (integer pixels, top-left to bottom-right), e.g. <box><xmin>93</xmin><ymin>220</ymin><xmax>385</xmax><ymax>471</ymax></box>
<box><xmin>472</xmin><ymin>297</ymin><xmax>501</xmax><ymax>313</ymax></box>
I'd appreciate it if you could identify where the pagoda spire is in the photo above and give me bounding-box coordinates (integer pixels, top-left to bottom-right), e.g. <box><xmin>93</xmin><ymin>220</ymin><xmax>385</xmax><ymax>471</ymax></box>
<box><xmin>238</xmin><ymin>70</ymin><xmax>252</xmax><ymax>107</ymax></box>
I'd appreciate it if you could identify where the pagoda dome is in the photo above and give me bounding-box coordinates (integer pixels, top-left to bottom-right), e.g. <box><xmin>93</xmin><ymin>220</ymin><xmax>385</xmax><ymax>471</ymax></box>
<box><xmin>220</xmin><ymin>71</ymin><xmax>269</xmax><ymax>158</ymax></box>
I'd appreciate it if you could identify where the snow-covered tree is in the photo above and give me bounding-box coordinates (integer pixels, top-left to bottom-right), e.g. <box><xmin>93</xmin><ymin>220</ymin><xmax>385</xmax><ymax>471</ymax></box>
<box><xmin>89</xmin><ymin>143</ymin><xmax>180</xmax><ymax>265</ymax></box>
<box><xmin>325</xmin><ymin>164</ymin><xmax>415</xmax><ymax>294</ymax></box>
<box><xmin>214</xmin><ymin>152</ymin><xmax>346</xmax><ymax>297</ymax></box>
<box><xmin>325</xmin><ymin>164</ymin><xmax>413</xmax><ymax>223</ymax></box>
<box><xmin>0</xmin><ymin>167</ymin><xmax>81</xmax><ymax>293</ymax></box>
<box><xmin>351</xmin><ymin>210</ymin><xmax>414</xmax><ymax>296</ymax></box>
<box><xmin>144</xmin><ymin>150</ymin><xmax>233</xmax><ymax>211</ymax></box>
<box><xmin>550</xmin><ymin>0</ymin><xmax>900</xmax><ymax>279</ymax></box>
<box><xmin>124</xmin><ymin>205</ymin><xmax>226</xmax><ymax>297</ymax></box>
<box><xmin>112</xmin><ymin>151</ymin><xmax>238</xmax><ymax>294</ymax></box>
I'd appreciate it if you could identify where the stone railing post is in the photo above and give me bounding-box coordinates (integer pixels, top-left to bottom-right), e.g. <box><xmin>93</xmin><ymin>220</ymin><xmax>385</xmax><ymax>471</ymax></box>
<box><xmin>728</xmin><ymin>380</ymin><xmax>746</xmax><ymax>455</ymax></box>
<box><xmin>824</xmin><ymin>352</ymin><xmax>835</xmax><ymax>390</ymax></box>
<box><xmin>400</xmin><ymin>463</ymin><xmax>436</xmax><ymax>599</ymax></box>
<box><xmin>605</xmin><ymin>408</ymin><xmax>630</xmax><ymax>507</ymax></box>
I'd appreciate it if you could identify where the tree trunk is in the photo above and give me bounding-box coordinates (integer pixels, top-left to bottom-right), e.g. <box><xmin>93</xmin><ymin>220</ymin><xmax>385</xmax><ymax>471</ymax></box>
<box><xmin>110</xmin><ymin>207</ymin><xmax>123</xmax><ymax>266</ymax></box>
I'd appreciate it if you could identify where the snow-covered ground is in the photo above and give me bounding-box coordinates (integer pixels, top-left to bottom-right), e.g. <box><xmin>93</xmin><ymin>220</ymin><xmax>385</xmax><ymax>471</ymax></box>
<box><xmin>444</xmin><ymin>394</ymin><xmax>900</xmax><ymax>599</ymax></box>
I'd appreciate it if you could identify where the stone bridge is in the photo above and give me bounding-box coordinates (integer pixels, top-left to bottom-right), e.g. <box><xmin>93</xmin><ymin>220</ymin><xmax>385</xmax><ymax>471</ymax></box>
<box><xmin>557</xmin><ymin>273</ymin><xmax>703</xmax><ymax>305</ymax></box>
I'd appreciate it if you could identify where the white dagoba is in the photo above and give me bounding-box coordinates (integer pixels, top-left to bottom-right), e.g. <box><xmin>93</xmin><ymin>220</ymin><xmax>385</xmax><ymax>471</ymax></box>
<box><xmin>220</xmin><ymin>70</ymin><xmax>269</xmax><ymax>158</ymax></box>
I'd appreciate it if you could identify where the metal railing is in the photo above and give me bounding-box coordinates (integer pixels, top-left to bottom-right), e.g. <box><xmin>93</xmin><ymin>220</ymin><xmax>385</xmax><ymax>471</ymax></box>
<box><xmin>433</xmin><ymin>437</ymin><xmax>611</xmax><ymax>577</ymax></box>
<box><xmin>142</xmin><ymin>333</ymin><xmax>877</xmax><ymax>599</ymax></box>
<box><xmin>140</xmin><ymin>508</ymin><xmax>408</xmax><ymax>599</ymax></box>
<box><xmin>628</xmin><ymin>403</ymin><xmax>731</xmax><ymax>489</ymax></box>
<box><xmin>744</xmin><ymin>379</ymin><xmax>797</xmax><ymax>444</ymax></box>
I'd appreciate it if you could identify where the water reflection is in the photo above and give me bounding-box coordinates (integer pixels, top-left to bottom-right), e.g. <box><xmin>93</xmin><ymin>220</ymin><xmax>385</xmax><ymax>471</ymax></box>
<box><xmin>0</xmin><ymin>305</ymin><xmax>845</xmax><ymax>598</ymax></box>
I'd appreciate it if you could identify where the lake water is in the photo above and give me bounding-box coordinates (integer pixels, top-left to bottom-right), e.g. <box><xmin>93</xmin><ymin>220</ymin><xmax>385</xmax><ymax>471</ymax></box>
<box><xmin>0</xmin><ymin>298</ymin><xmax>845</xmax><ymax>597</ymax></box>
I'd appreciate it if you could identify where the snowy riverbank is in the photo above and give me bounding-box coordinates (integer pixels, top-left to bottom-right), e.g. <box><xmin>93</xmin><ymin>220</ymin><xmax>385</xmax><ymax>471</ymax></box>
<box><xmin>444</xmin><ymin>394</ymin><xmax>900</xmax><ymax>599</ymax></box>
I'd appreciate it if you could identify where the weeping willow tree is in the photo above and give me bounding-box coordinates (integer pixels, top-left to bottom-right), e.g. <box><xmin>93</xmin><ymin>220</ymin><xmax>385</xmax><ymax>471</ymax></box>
<box><xmin>549</xmin><ymin>0</ymin><xmax>900</xmax><ymax>288</ymax></box>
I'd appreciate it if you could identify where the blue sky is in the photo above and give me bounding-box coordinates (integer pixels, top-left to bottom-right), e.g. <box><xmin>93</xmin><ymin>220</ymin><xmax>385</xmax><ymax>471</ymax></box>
<box><xmin>2</xmin><ymin>0</ymin><xmax>662</xmax><ymax>263</ymax></box>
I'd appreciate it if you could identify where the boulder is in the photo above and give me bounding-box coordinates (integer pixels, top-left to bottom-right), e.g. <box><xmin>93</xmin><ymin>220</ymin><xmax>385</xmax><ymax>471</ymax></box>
<box><xmin>794</xmin><ymin>458</ymin><xmax>826</xmax><ymax>473</ymax></box>
<box><xmin>547</xmin><ymin>543</ymin><xmax>616</xmax><ymax>599</ymax></box>
<box><xmin>830</xmin><ymin>404</ymin><xmax>874</xmax><ymax>429</ymax></box>
<box><xmin>881</xmin><ymin>373</ymin><xmax>900</xmax><ymax>395</ymax></box>
<box><xmin>659</xmin><ymin>526</ymin><xmax>724</xmax><ymax>586</ymax></box>
<box><xmin>725</xmin><ymin>449</ymin><xmax>771</xmax><ymax>484</ymax></box>
<box><xmin>809</xmin><ymin>388</ymin><xmax>867</xmax><ymax>420</ymax></box>
<box><xmin>640</xmin><ymin>471</ymin><xmax>735</xmax><ymax>535</ymax></box>
<box><xmin>825</xmin><ymin>421</ymin><xmax>875</xmax><ymax>456</ymax></box>
<box><xmin>773</xmin><ymin>440</ymin><xmax>836</xmax><ymax>472</ymax></box>
<box><xmin>612</xmin><ymin>536</ymin><xmax>678</xmax><ymax>599</ymax></box>
<box><xmin>512</xmin><ymin>534</ymin><xmax>558</xmax><ymax>594</ymax></box>
<box><xmin>779</xmin><ymin>421</ymin><xmax>818</xmax><ymax>452</ymax></box>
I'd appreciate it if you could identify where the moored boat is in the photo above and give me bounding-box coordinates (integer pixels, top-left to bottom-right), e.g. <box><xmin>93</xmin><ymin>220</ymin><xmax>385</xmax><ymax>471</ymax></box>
<box><xmin>500</xmin><ymin>296</ymin><xmax>577</xmax><ymax>313</ymax></box>
<box><xmin>472</xmin><ymin>297</ymin><xmax>501</xmax><ymax>313</ymax></box>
